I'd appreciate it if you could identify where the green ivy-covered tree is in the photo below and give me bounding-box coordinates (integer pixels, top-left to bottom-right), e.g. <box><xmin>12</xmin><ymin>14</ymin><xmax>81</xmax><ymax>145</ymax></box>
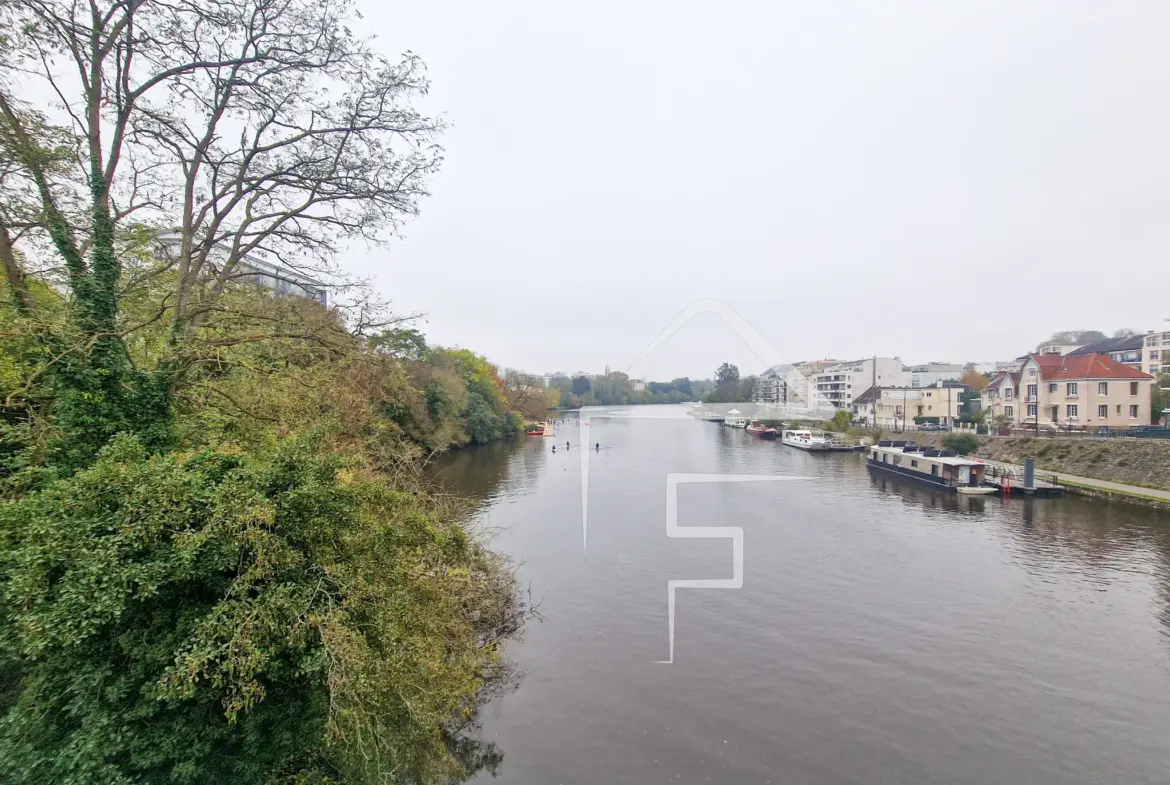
<box><xmin>0</xmin><ymin>0</ymin><xmax>442</xmax><ymax>469</ymax></box>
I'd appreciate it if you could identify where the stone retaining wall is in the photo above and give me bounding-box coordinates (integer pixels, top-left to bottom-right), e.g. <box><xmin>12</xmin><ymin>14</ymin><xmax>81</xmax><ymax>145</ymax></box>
<box><xmin>903</xmin><ymin>433</ymin><xmax>1170</xmax><ymax>492</ymax></box>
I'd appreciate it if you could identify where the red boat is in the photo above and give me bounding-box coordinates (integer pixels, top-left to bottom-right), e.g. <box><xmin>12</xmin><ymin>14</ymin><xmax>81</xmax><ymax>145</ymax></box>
<box><xmin>526</xmin><ymin>420</ymin><xmax>555</xmax><ymax>436</ymax></box>
<box><xmin>746</xmin><ymin>420</ymin><xmax>778</xmax><ymax>438</ymax></box>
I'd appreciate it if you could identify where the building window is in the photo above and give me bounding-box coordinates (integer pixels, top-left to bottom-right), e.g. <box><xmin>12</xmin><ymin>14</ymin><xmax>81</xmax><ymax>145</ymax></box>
<box><xmin>1098</xmin><ymin>382</ymin><xmax>1108</xmax><ymax>395</ymax></box>
<box><xmin>1098</xmin><ymin>404</ymin><xmax>1108</xmax><ymax>419</ymax></box>
<box><xmin>1004</xmin><ymin>387</ymin><xmax>1013</xmax><ymax>398</ymax></box>
<box><xmin>1131</xmin><ymin>405</ymin><xmax>1139</xmax><ymax>419</ymax></box>
<box><xmin>1027</xmin><ymin>384</ymin><xmax>1037</xmax><ymax>399</ymax></box>
<box><xmin>1067</xmin><ymin>404</ymin><xmax>1078</xmax><ymax>419</ymax></box>
<box><xmin>1117</xmin><ymin>405</ymin><xmax>1122</xmax><ymax>414</ymax></box>
<box><xmin>1066</xmin><ymin>382</ymin><xmax>1078</xmax><ymax>396</ymax></box>
<box><xmin>1049</xmin><ymin>383</ymin><xmax>1058</xmax><ymax>393</ymax></box>
<box><xmin>1131</xmin><ymin>381</ymin><xmax>1140</xmax><ymax>395</ymax></box>
<box><xmin>1153</xmin><ymin>366</ymin><xmax>1161</xmax><ymax>375</ymax></box>
<box><xmin>1027</xmin><ymin>404</ymin><xmax>1037</xmax><ymax>417</ymax></box>
<box><xmin>1005</xmin><ymin>406</ymin><xmax>1014</xmax><ymax>417</ymax></box>
<box><xmin>1152</xmin><ymin>351</ymin><xmax>1160</xmax><ymax>360</ymax></box>
<box><xmin>1028</xmin><ymin>368</ymin><xmax>1037</xmax><ymax>377</ymax></box>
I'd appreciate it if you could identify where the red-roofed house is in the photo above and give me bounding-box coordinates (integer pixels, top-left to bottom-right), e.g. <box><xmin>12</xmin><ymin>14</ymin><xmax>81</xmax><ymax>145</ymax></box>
<box><xmin>980</xmin><ymin>370</ymin><xmax>1022</xmax><ymax>427</ymax></box>
<box><xmin>1000</xmin><ymin>353</ymin><xmax>1156</xmax><ymax>430</ymax></box>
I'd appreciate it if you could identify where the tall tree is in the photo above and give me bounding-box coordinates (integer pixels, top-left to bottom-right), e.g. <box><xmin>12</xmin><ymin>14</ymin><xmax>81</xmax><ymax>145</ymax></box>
<box><xmin>959</xmin><ymin>369</ymin><xmax>989</xmax><ymax>392</ymax></box>
<box><xmin>715</xmin><ymin>363</ymin><xmax>739</xmax><ymax>386</ymax></box>
<box><xmin>1</xmin><ymin>0</ymin><xmax>442</xmax><ymax>465</ymax></box>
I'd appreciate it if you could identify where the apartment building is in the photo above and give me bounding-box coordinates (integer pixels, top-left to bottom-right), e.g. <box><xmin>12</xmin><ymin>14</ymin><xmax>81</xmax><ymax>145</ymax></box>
<box><xmin>813</xmin><ymin>357</ymin><xmax>910</xmax><ymax>409</ymax></box>
<box><xmin>753</xmin><ymin>359</ymin><xmax>840</xmax><ymax>406</ymax></box>
<box><xmin>1144</xmin><ymin>330</ymin><xmax>1169</xmax><ymax>378</ymax></box>
<box><xmin>1037</xmin><ymin>342</ymin><xmax>1083</xmax><ymax>356</ymax></box>
<box><xmin>852</xmin><ymin>383</ymin><xmax>964</xmax><ymax>428</ymax></box>
<box><xmin>156</xmin><ymin>231</ymin><xmax>328</xmax><ymax>306</ymax></box>
<box><xmin>983</xmin><ymin>353</ymin><xmax>1154</xmax><ymax>430</ymax></box>
<box><xmin>1068</xmin><ymin>335</ymin><xmax>1144</xmax><ymax>371</ymax></box>
<box><xmin>909</xmin><ymin>362</ymin><xmax>963</xmax><ymax>388</ymax></box>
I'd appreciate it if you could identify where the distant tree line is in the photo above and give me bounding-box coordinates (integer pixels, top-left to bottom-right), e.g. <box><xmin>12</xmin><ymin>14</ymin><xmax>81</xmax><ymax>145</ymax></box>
<box><xmin>702</xmin><ymin>363</ymin><xmax>757</xmax><ymax>403</ymax></box>
<box><xmin>549</xmin><ymin>373</ymin><xmax>712</xmax><ymax>408</ymax></box>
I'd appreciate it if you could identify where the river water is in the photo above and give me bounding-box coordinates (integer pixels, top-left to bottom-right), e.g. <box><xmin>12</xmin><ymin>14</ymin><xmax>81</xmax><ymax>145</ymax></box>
<box><xmin>433</xmin><ymin>406</ymin><xmax>1170</xmax><ymax>785</ymax></box>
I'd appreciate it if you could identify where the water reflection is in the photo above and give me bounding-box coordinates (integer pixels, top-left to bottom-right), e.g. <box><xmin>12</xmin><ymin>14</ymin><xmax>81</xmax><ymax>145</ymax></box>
<box><xmin>869</xmin><ymin>474</ymin><xmax>988</xmax><ymax>515</ymax></box>
<box><xmin>429</xmin><ymin>436</ymin><xmax>546</xmax><ymax>504</ymax></box>
<box><xmin>441</xmin><ymin>408</ymin><xmax>1170</xmax><ymax>785</ymax></box>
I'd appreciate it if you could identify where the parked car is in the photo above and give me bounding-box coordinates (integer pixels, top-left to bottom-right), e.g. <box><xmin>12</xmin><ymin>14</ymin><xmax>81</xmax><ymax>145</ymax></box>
<box><xmin>919</xmin><ymin>423</ymin><xmax>948</xmax><ymax>432</ymax></box>
<box><xmin>1129</xmin><ymin>425</ymin><xmax>1170</xmax><ymax>439</ymax></box>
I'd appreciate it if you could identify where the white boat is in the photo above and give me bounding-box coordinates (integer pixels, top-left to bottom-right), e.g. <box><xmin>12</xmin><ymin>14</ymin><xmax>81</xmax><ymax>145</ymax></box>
<box><xmin>723</xmin><ymin>409</ymin><xmax>747</xmax><ymax>428</ymax></box>
<box><xmin>781</xmin><ymin>429</ymin><xmax>831</xmax><ymax>451</ymax></box>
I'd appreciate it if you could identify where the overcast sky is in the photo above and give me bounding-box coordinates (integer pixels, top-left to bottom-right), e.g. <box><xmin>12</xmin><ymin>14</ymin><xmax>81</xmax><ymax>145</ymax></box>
<box><xmin>347</xmin><ymin>0</ymin><xmax>1170</xmax><ymax>380</ymax></box>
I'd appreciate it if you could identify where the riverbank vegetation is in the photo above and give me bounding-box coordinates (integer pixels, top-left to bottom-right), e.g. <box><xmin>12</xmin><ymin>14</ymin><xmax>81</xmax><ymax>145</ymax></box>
<box><xmin>550</xmin><ymin>371</ymin><xmax>708</xmax><ymax>408</ymax></box>
<box><xmin>0</xmin><ymin>1</ymin><xmax>529</xmax><ymax>782</ymax></box>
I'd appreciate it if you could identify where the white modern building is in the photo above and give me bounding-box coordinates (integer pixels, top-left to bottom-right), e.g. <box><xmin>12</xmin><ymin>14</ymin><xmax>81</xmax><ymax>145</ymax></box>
<box><xmin>752</xmin><ymin>360</ymin><xmax>839</xmax><ymax>407</ymax></box>
<box><xmin>155</xmin><ymin>230</ymin><xmax>328</xmax><ymax>306</ymax></box>
<box><xmin>909</xmin><ymin>362</ymin><xmax>963</xmax><ymax>388</ymax></box>
<box><xmin>1037</xmin><ymin>342</ymin><xmax>1083</xmax><ymax>356</ymax></box>
<box><xmin>813</xmin><ymin>357</ymin><xmax>910</xmax><ymax>409</ymax></box>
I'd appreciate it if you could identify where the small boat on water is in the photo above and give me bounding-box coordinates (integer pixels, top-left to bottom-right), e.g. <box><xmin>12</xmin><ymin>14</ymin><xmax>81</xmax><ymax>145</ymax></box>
<box><xmin>746</xmin><ymin>420</ymin><xmax>778</xmax><ymax>438</ymax></box>
<box><xmin>526</xmin><ymin>420</ymin><xmax>555</xmax><ymax>436</ymax></box>
<box><xmin>867</xmin><ymin>442</ymin><xmax>996</xmax><ymax>493</ymax></box>
<box><xmin>723</xmin><ymin>409</ymin><xmax>747</xmax><ymax>428</ymax></box>
<box><xmin>780</xmin><ymin>429</ymin><xmax>831</xmax><ymax>451</ymax></box>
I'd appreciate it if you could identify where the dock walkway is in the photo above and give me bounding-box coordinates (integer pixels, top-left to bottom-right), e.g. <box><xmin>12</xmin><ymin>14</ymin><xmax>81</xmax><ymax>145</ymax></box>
<box><xmin>981</xmin><ymin>458</ymin><xmax>1170</xmax><ymax>503</ymax></box>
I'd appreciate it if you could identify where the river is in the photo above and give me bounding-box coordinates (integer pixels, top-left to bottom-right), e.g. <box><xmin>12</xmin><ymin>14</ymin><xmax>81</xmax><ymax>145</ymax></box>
<box><xmin>432</xmin><ymin>405</ymin><xmax>1170</xmax><ymax>785</ymax></box>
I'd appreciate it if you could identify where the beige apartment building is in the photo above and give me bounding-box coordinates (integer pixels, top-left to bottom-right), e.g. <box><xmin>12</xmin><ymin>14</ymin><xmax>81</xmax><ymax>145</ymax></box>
<box><xmin>852</xmin><ymin>384</ymin><xmax>964</xmax><ymax>428</ymax></box>
<box><xmin>1144</xmin><ymin>330</ymin><xmax>1169</xmax><ymax>378</ymax></box>
<box><xmin>982</xmin><ymin>353</ymin><xmax>1154</xmax><ymax>430</ymax></box>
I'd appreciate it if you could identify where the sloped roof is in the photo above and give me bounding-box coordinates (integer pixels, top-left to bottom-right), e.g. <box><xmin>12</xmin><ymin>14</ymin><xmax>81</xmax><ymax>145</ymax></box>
<box><xmin>1031</xmin><ymin>352</ymin><xmax>1152</xmax><ymax>380</ymax></box>
<box><xmin>985</xmin><ymin>371</ymin><xmax>1021</xmax><ymax>389</ymax></box>
<box><xmin>851</xmin><ymin>386</ymin><xmax>879</xmax><ymax>405</ymax></box>
<box><xmin>1069</xmin><ymin>335</ymin><xmax>1145</xmax><ymax>355</ymax></box>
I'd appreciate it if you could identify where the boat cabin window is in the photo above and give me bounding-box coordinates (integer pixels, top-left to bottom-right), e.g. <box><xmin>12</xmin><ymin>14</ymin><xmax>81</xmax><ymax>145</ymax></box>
<box><xmin>931</xmin><ymin>465</ymin><xmax>938</xmax><ymax>476</ymax></box>
<box><xmin>911</xmin><ymin>460</ymin><xmax>918</xmax><ymax>467</ymax></box>
<box><xmin>882</xmin><ymin>453</ymin><xmax>888</xmax><ymax>463</ymax></box>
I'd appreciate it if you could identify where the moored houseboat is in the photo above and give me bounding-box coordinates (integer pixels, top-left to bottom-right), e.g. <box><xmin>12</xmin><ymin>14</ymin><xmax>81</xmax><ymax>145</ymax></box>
<box><xmin>866</xmin><ymin>442</ymin><xmax>995</xmax><ymax>494</ymax></box>
<box><xmin>723</xmin><ymin>409</ymin><xmax>747</xmax><ymax>428</ymax></box>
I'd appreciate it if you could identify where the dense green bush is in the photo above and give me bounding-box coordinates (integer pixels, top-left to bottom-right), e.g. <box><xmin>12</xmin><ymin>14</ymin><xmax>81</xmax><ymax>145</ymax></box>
<box><xmin>942</xmin><ymin>433</ymin><xmax>980</xmax><ymax>455</ymax></box>
<box><xmin>0</xmin><ymin>435</ymin><xmax>519</xmax><ymax>784</ymax></box>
